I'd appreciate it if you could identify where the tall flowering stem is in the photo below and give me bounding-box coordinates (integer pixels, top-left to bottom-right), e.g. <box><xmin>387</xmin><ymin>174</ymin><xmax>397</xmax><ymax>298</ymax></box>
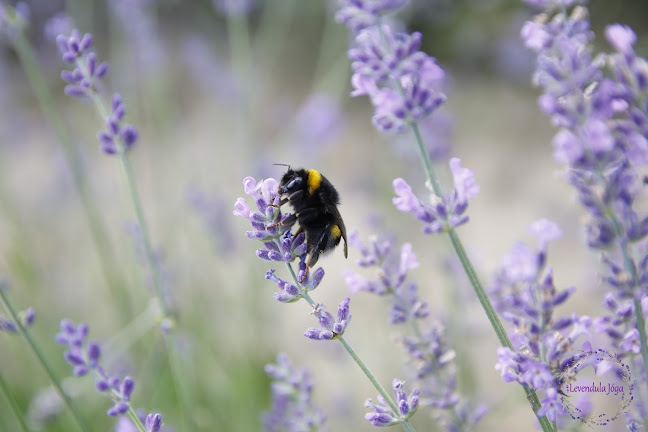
<box><xmin>0</xmin><ymin>0</ymin><xmax>132</xmax><ymax>320</ymax></box>
<box><xmin>234</xmin><ymin>176</ymin><xmax>416</xmax><ymax>431</ymax></box>
<box><xmin>334</xmin><ymin>2</ymin><xmax>554</xmax><ymax>430</ymax></box>
<box><xmin>520</xmin><ymin>0</ymin><xmax>648</xmax><ymax>406</ymax></box>
<box><xmin>56</xmin><ymin>30</ymin><xmax>169</xmax><ymax>318</ymax></box>
<box><xmin>344</xmin><ymin>234</ymin><xmax>488</xmax><ymax>430</ymax></box>
<box><xmin>55</xmin><ymin>320</ymin><xmax>163</xmax><ymax>432</ymax></box>
<box><xmin>491</xmin><ymin>220</ymin><xmax>593</xmax><ymax>425</ymax></box>
<box><xmin>0</xmin><ymin>286</ymin><xmax>90</xmax><ymax>432</ymax></box>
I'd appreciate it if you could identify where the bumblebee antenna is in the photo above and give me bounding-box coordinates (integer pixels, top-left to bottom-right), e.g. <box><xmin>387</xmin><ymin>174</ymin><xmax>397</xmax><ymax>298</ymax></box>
<box><xmin>273</xmin><ymin>163</ymin><xmax>291</xmax><ymax>169</ymax></box>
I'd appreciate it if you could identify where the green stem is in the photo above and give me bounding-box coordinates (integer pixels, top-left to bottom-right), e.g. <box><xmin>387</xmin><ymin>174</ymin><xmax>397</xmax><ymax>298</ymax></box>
<box><xmin>82</xmin><ymin>78</ymin><xmax>169</xmax><ymax>318</ymax></box>
<box><xmin>118</xmin><ymin>152</ymin><xmax>169</xmax><ymax>316</ymax></box>
<box><xmin>126</xmin><ymin>408</ymin><xmax>147</xmax><ymax>432</ymax></box>
<box><xmin>0</xmin><ymin>370</ymin><xmax>31</xmax><ymax>432</ymax></box>
<box><xmin>0</xmin><ymin>289</ymin><xmax>90</xmax><ymax>432</ymax></box>
<box><xmin>410</xmin><ymin>123</ymin><xmax>555</xmax><ymax>432</ymax></box>
<box><xmin>11</xmin><ymin>26</ymin><xmax>132</xmax><ymax>320</ymax></box>
<box><xmin>280</xmin><ymin>259</ymin><xmax>416</xmax><ymax>431</ymax></box>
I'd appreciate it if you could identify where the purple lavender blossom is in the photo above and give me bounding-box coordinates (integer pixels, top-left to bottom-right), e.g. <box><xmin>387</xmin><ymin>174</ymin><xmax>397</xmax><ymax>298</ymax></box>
<box><xmin>115</xmin><ymin>411</ymin><xmax>165</xmax><ymax>432</ymax></box>
<box><xmin>343</xmin><ymin>13</ymin><xmax>447</xmax><ymax>133</ymax></box>
<box><xmin>97</xmin><ymin>94</ymin><xmax>139</xmax><ymax>154</ymax></box>
<box><xmin>304</xmin><ymin>298</ymin><xmax>352</xmax><ymax>340</ymax></box>
<box><xmin>291</xmin><ymin>93</ymin><xmax>344</xmax><ymax>155</ymax></box>
<box><xmin>44</xmin><ymin>12</ymin><xmax>74</xmax><ymax>42</ymax></box>
<box><xmin>522</xmin><ymin>4</ymin><xmax>648</xmax><ymax>427</ymax></box>
<box><xmin>345</xmin><ymin>233</ymin><xmax>486</xmax><ymax>429</ymax></box>
<box><xmin>343</xmin><ymin>232</ymin><xmax>428</xmax><ymax>324</ymax></box>
<box><xmin>262</xmin><ymin>353</ymin><xmax>328</xmax><ymax>432</ymax></box>
<box><xmin>334</xmin><ymin>0</ymin><xmax>408</xmax><ymax>33</ymax></box>
<box><xmin>57</xmin><ymin>30</ymin><xmax>139</xmax><ymax>155</ymax></box>
<box><xmin>491</xmin><ymin>220</ymin><xmax>591</xmax><ymax>422</ymax></box>
<box><xmin>186</xmin><ymin>186</ymin><xmax>237</xmax><ymax>253</ymax></box>
<box><xmin>0</xmin><ymin>306</ymin><xmax>35</xmax><ymax>332</ymax></box>
<box><xmin>233</xmin><ymin>176</ymin><xmax>325</xmax><ymax>299</ymax></box>
<box><xmin>108</xmin><ymin>0</ymin><xmax>167</xmax><ymax>74</ymax></box>
<box><xmin>364</xmin><ymin>379</ymin><xmax>419</xmax><ymax>427</ymax></box>
<box><xmin>55</xmin><ymin>320</ymin><xmax>163</xmax><ymax>427</ymax></box>
<box><xmin>392</xmin><ymin>158</ymin><xmax>479</xmax><ymax>233</ymax></box>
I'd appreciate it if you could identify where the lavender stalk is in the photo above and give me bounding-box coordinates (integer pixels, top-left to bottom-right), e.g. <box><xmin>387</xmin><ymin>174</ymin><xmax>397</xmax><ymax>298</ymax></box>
<box><xmin>0</xmin><ymin>1</ymin><xmax>132</xmax><ymax>321</ymax></box>
<box><xmin>234</xmin><ymin>176</ymin><xmax>417</xmax><ymax>431</ymax></box>
<box><xmin>56</xmin><ymin>29</ymin><xmax>168</xmax><ymax>318</ymax></box>
<box><xmin>334</xmin><ymin>2</ymin><xmax>554</xmax><ymax>429</ymax></box>
<box><xmin>0</xmin><ymin>287</ymin><xmax>90</xmax><ymax>432</ymax></box>
<box><xmin>0</xmin><ymin>368</ymin><xmax>31</xmax><ymax>432</ymax></box>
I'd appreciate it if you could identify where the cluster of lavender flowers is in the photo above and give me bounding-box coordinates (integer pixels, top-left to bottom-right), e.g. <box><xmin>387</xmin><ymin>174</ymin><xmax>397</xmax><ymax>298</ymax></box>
<box><xmin>55</xmin><ymin>320</ymin><xmax>163</xmax><ymax>431</ymax></box>
<box><xmin>0</xmin><ymin>305</ymin><xmax>34</xmax><ymax>332</ymax></box>
<box><xmin>261</xmin><ymin>353</ymin><xmax>327</xmax><ymax>432</ymax></box>
<box><xmin>345</xmin><ymin>233</ymin><xmax>487</xmax><ymax>429</ymax></box>
<box><xmin>364</xmin><ymin>379</ymin><xmax>419</xmax><ymax>427</ymax></box>
<box><xmin>336</xmin><ymin>0</ymin><xmax>446</xmax><ymax>133</ymax></box>
<box><xmin>491</xmin><ymin>220</ymin><xmax>592</xmax><ymax>422</ymax></box>
<box><xmin>392</xmin><ymin>158</ymin><xmax>480</xmax><ymax>233</ymax></box>
<box><xmin>233</xmin><ymin>176</ymin><xmax>350</xmax><ymax>340</ymax></box>
<box><xmin>521</xmin><ymin>0</ymin><xmax>648</xmax><ymax>427</ymax></box>
<box><xmin>56</xmin><ymin>30</ymin><xmax>139</xmax><ymax>154</ymax></box>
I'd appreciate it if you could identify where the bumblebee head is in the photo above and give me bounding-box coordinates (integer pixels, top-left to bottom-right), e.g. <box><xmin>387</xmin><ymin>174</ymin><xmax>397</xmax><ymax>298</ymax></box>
<box><xmin>278</xmin><ymin>168</ymin><xmax>307</xmax><ymax>195</ymax></box>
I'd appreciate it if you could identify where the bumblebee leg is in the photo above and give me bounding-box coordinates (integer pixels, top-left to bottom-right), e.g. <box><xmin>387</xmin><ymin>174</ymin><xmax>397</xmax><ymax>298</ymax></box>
<box><xmin>267</xmin><ymin>213</ymin><xmax>297</xmax><ymax>229</ymax></box>
<box><xmin>299</xmin><ymin>265</ymin><xmax>309</xmax><ymax>284</ymax></box>
<box><xmin>269</xmin><ymin>190</ymin><xmax>304</xmax><ymax>207</ymax></box>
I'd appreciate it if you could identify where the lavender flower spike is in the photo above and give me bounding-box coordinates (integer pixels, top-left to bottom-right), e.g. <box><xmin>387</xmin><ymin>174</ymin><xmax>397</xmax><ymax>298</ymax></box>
<box><xmin>0</xmin><ymin>306</ymin><xmax>35</xmax><ymax>332</ymax></box>
<box><xmin>233</xmin><ymin>176</ymin><xmax>326</xmax><ymax>301</ymax></box>
<box><xmin>364</xmin><ymin>379</ymin><xmax>419</xmax><ymax>427</ymax></box>
<box><xmin>57</xmin><ymin>30</ymin><xmax>139</xmax><ymax>155</ymax></box>
<box><xmin>335</xmin><ymin>0</ymin><xmax>408</xmax><ymax>33</ymax></box>
<box><xmin>262</xmin><ymin>353</ymin><xmax>328</xmax><ymax>432</ymax></box>
<box><xmin>304</xmin><ymin>298</ymin><xmax>352</xmax><ymax>340</ymax></box>
<box><xmin>392</xmin><ymin>158</ymin><xmax>479</xmax><ymax>234</ymax></box>
<box><xmin>56</xmin><ymin>320</ymin><xmax>164</xmax><ymax>429</ymax></box>
<box><xmin>490</xmin><ymin>220</ymin><xmax>590</xmax><ymax>424</ymax></box>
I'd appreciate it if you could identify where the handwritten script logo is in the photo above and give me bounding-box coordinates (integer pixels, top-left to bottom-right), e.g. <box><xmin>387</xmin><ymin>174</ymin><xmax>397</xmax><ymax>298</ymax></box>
<box><xmin>558</xmin><ymin>348</ymin><xmax>634</xmax><ymax>427</ymax></box>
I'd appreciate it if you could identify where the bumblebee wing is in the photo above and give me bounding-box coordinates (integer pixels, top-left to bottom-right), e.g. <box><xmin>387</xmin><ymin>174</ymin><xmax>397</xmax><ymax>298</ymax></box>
<box><xmin>327</xmin><ymin>203</ymin><xmax>348</xmax><ymax>258</ymax></box>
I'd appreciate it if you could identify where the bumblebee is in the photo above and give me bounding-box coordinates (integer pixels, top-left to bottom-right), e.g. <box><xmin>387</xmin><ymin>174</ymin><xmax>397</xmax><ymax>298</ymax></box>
<box><xmin>272</xmin><ymin>167</ymin><xmax>348</xmax><ymax>282</ymax></box>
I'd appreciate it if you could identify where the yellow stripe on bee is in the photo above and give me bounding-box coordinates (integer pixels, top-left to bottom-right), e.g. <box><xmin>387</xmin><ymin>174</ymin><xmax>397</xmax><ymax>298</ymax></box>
<box><xmin>331</xmin><ymin>225</ymin><xmax>341</xmax><ymax>239</ymax></box>
<box><xmin>307</xmin><ymin>169</ymin><xmax>322</xmax><ymax>195</ymax></box>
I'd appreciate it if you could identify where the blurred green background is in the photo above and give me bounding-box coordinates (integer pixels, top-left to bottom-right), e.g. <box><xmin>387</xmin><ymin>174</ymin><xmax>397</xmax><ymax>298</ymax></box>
<box><xmin>1</xmin><ymin>0</ymin><xmax>647</xmax><ymax>431</ymax></box>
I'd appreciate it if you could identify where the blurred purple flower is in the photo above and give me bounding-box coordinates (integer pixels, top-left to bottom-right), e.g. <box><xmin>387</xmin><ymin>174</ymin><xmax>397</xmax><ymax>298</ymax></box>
<box><xmin>0</xmin><ymin>304</ymin><xmax>35</xmax><ymax>332</ymax></box>
<box><xmin>213</xmin><ymin>0</ymin><xmax>256</xmax><ymax>16</ymax></box>
<box><xmin>522</xmin><ymin>8</ymin><xmax>648</xmax><ymax>427</ymax></box>
<box><xmin>109</xmin><ymin>0</ymin><xmax>167</xmax><ymax>73</ymax></box>
<box><xmin>345</xmin><ymin>233</ymin><xmax>486</xmax><ymax>429</ymax></box>
<box><xmin>0</xmin><ymin>2</ymin><xmax>29</xmax><ymax>39</ymax></box>
<box><xmin>490</xmin><ymin>219</ymin><xmax>590</xmax><ymax>422</ymax></box>
<box><xmin>262</xmin><ymin>353</ymin><xmax>328</xmax><ymax>432</ymax></box>
<box><xmin>291</xmin><ymin>93</ymin><xmax>344</xmax><ymax>155</ymax></box>
<box><xmin>55</xmin><ymin>320</ymin><xmax>163</xmax><ymax>427</ymax></box>
<box><xmin>335</xmin><ymin>0</ymin><xmax>408</xmax><ymax>33</ymax></box>
<box><xmin>187</xmin><ymin>186</ymin><xmax>236</xmax><ymax>253</ymax></box>
<box><xmin>392</xmin><ymin>158</ymin><xmax>479</xmax><ymax>233</ymax></box>
<box><xmin>44</xmin><ymin>12</ymin><xmax>74</xmax><ymax>42</ymax></box>
<box><xmin>343</xmin><ymin>233</ymin><xmax>427</xmax><ymax>324</ymax></box>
